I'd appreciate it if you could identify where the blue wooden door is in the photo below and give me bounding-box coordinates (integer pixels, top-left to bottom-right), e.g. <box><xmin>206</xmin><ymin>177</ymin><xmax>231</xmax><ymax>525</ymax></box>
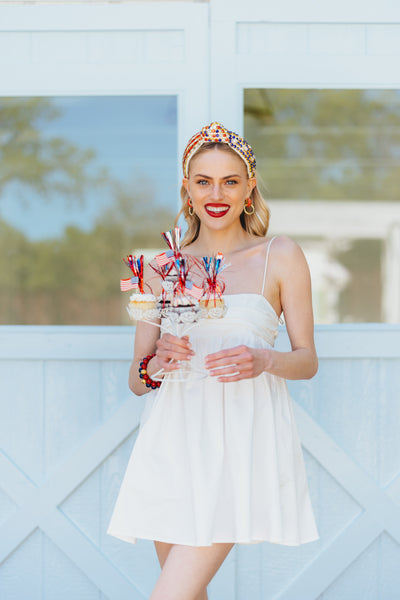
<box><xmin>1</xmin><ymin>325</ymin><xmax>400</xmax><ymax>599</ymax></box>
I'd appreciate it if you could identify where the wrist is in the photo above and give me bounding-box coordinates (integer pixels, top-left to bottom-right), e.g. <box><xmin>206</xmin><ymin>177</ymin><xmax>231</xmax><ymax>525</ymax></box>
<box><xmin>263</xmin><ymin>348</ymin><xmax>274</xmax><ymax>373</ymax></box>
<box><xmin>139</xmin><ymin>354</ymin><xmax>162</xmax><ymax>389</ymax></box>
<box><xmin>147</xmin><ymin>355</ymin><xmax>162</xmax><ymax>378</ymax></box>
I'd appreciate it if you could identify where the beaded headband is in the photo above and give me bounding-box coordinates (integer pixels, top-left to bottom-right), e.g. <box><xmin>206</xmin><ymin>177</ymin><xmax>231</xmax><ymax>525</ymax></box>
<box><xmin>182</xmin><ymin>122</ymin><xmax>256</xmax><ymax>179</ymax></box>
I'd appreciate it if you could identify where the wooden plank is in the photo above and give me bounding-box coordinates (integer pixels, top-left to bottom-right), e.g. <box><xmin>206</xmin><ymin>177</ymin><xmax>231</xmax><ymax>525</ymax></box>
<box><xmin>1</xmin><ymin>325</ymin><xmax>400</xmax><ymax>359</ymax></box>
<box><xmin>237</xmin><ymin>53</ymin><xmax>400</xmax><ymax>87</ymax></box>
<box><xmin>0</xmin><ymin>397</ymin><xmax>144</xmax><ymax>562</ymax></box>
<box><xmin>0</xmin><ymin>326</ymin><xmax>134</xmax><ymax>360</ymax></box>
<box><xmin>0</xmin><ymin>454</ymin><xmax>32</xmax><ymax>508</ymax></box>
<box><xmin>275</xmin><ymin>513</ymin><xmax>382</xmax><ymax>600</ymax></box>
<box><xmin>41</xmin><ymin>509</ymin><xmax>145</xmax><ymax>600</ymax></box>
<box><xmin>213</xmin><ymin>0</ymin><xmax>400</xmax><ymax>23</ymax></box>
<box><xmin>280</xmin><ymin>326</ymin><xmax>400</xmax><ymax>358</ymax></box>
<box><xmin>44</xmin><ymin>361</ymin><xmax>102</xmax><ymax>474</ymax></box>
<box><xmin>0</xmin><ymin>3</ymin><xmax>208</xmax><ymax>31</ymax></box>
<box><xmin>0</xmin><ymin>361</ymin><xmax>45</xmax><ymax>483</ymax></box>
<box><xmin>0</xmin><ymin>529</ymin><xmax>42</xmax><ymax>600</ymax></box>
<box><xmin>42</xmin><ymin>531</ymin><xmax>102</xmax><ymax>600</ymax></box>
<box><xmin>0</xmin><ymin>503</ymin><xmax>39</xmax><ymax>566</ymax></box>
<box><xmin>266</xmin><ymin>200</ymin><xmax>400</xmax><ymax>239</ymax></box>
<box><xmin>24</xmin><ymin>398</ymin><xmax>142</xmax><ymax>511</ymax></box>
<box><xmin>294</xmin><ymin>403</ymin><xmax>400</xmax><ymax>544</ymax></box>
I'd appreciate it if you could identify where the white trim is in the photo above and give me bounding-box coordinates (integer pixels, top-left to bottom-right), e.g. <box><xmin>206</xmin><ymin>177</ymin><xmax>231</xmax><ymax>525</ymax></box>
<box><xmin>237</xmin><ymin>59</ymin><xmax>400</xmax><ymax>87</ymax></box>
<box><xmin>210</xmin><ymin>3</ymin><xmax>400</xmax><ymax>131</ymax></box>
<box><xmin>267</xmin><ymin>201</ymin><xmax>400</xmax><ymax>238</ymax></box>
<box><xmin>0</xmin><ymin>2</ymin><xmax>209</xmax><ymax>204</ymax></box>
<box><xmin>0</xmin><ymin>3</ymin><xmax>204</xmax><ymax>31</ymax></box>
<box><xmin>1</xmin><ymin>325</ymin><xmax>399</xmax><ymax>359</ymax></box>
<box><xmin>212</xmin><ymin>0</ymin><xmax>400</xmax><ymax>23</ymax></box>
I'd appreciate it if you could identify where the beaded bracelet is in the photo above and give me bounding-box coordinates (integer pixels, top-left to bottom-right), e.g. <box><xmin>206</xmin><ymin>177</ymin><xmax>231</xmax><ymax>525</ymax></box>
<box><xmin>139</xmin><ymin>353</ymin><xmax>162</xmax><ymax>389</ymax></box>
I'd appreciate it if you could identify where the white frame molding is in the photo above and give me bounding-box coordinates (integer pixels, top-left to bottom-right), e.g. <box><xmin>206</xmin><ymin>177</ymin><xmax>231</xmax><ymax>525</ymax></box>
<box><xmin>211</xmin><ymin>0</ymin><xmax>400</xmax><ymax>133</ymax></box>
<box><xmin>0</xmin><ymin>3</ymin><xmax>210</xmax><ymax>174</ymax></box>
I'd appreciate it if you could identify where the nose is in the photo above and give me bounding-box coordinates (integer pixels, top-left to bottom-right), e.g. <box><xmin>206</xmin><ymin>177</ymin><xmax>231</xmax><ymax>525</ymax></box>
<box><xmin>210</xmin><ymin>184</ymin><xmax>222</xmax><ymax>200</ymax></box>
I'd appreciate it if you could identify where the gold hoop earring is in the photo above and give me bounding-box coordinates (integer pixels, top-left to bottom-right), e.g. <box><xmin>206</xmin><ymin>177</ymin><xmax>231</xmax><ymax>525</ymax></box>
<box><xmin>244</xmin><ymin>198</ymin><xmax>255</xmax><ymax>215</ymax></box>
<box><xmin>187</xmin><ymin>197</ymin><xmax>194</xmax><ymax>216</ymax></box>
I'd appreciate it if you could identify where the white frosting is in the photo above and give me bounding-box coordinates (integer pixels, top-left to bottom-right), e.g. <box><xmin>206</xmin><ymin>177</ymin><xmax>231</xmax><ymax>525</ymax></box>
<box><xmin>129</xmin><ymin>293</ymin><xmax>157</xmax><ymax>303</ymax></box>
<box><xmin>162</xmin><ymin>280</ymin><xmax>175</xmax><ymax>293</ymax></box>
<box><xmin>171</xmin><ymin>294</ymin><xmax>197</xmax><ymax>307</ymax></box>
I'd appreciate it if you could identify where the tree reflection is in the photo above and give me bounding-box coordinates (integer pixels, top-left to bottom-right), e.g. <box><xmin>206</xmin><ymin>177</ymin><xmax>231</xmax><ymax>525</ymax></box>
<box><xmin>0</xmin><ymin>97</ymin><xmax>176</xmax><ymax>325</ymax></box>
<box><xmin>244</xmin><ymin>89</ymin><xmax>400</xmax><ymax>201</ymax></box>
<box><xmin>0</xmin><ymin>97</ymin><xmax>108</xmax><ymax>200</ymax></box>
<box><xmin>0</xmin><ymin>185</ymin><xmax>174</xmax><ymax>325</ymax></box>
<box><xmin>244</xmin><ymin>89</ymin><xmax>400</xmax><ymax>323</ymax></box>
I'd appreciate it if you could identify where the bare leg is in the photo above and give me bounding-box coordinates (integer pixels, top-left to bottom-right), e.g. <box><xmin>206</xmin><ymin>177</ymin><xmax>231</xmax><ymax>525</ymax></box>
<box><xmin>151</xmin><ymin>542</ymin><xmax>234</xmax><ymax>600</ymax></box>
<box><xmin>154</xmin><ymin>542</ymin><xmax>208</xmax><ymax>600</ymax></box>
<box><xmin>154</xmin><ymin>540</ymin><xmax>173</xmax><ymax>568</ymax></box>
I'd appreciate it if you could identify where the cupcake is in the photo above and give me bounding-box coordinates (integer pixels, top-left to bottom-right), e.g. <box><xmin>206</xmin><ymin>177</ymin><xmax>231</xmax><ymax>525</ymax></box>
<box><xmin>199</xmin><ymin>295</ymin><xmax>225</xmax><ymax>318</ymax></box>
<box><xmin>129</xmin><ymin>292</ymin><xmax>157</xmax><ymax>312</ymax></box>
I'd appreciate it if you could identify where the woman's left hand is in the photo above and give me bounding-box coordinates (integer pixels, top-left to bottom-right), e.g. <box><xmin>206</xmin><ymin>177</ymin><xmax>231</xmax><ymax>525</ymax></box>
<box><xmin>205</xmin><ymin>345</ymin><xmax>270</xmax><ymax>382</ymax></box>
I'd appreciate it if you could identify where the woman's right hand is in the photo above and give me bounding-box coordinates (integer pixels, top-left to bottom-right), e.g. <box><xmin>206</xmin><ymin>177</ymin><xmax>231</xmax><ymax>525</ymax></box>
<box><xmin>150</xmin><ymin>333</ymin><xmax>195</xmax><ymax>374</ymax></box>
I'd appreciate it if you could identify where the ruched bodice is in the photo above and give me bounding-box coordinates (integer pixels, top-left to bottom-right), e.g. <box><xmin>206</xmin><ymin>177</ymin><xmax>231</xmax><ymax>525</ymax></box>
<box><xmin>196</xmin><ymin>293</ymin><xmax>279</xmax><ymax>346</ymax></box>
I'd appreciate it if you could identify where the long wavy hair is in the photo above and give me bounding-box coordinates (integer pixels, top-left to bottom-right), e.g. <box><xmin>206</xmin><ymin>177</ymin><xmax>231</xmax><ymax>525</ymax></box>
<box><xmin>175</xmin><ymin>142</ymin><xmax>270</xmax><ymax>247</ymax></box>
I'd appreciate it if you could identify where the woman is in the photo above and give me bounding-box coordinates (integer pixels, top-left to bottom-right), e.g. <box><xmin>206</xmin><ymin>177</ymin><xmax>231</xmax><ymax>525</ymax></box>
<box><xmin>107</xmin><ymin>122</ymin><xmax>319</xmax><ymax>600</ymax></box>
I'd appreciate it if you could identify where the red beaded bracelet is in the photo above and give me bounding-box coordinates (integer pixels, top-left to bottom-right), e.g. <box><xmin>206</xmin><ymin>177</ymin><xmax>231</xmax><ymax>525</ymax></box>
<box><xmin>139</xmin><ymin>353</ymin><xmax>161</xmax><ymax>389</ymax></box>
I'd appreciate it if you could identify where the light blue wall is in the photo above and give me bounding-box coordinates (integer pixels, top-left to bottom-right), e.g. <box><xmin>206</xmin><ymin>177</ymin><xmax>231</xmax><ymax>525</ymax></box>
<box><xmin>0</xmin><ymin>325</ymin><xmax>400</xmax><ymax>599</ymax></box>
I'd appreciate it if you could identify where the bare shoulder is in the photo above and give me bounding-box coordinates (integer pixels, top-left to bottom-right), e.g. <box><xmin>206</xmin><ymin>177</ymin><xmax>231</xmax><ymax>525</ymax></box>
<box><xmin>270</xmin><ymin>234</ymin><xmax>302</xmax><ymax>253</ymax></box>
<box><xmin>269</xmin><ymin>235</ymin><xmax>308</xmax><ymax>269</ymax></box>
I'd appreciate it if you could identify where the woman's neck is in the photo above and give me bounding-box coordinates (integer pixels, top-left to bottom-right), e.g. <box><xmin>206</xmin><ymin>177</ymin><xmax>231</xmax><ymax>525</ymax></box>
<box><xmin>189</xmin><ymin>225</ymin><xmax>255</xmax><ymax>256</ymax></box>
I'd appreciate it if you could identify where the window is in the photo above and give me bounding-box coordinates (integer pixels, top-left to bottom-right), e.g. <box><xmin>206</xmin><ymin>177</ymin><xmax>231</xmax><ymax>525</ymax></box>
<box><xmin>244</xmin><ymin>89</ymin><xmax>400</xmax><ymax>323</ymax></box>
<box><xmin>0</xmin><ymin>96</ymin><xmax>177</xmax><ymax>325</ymax></box>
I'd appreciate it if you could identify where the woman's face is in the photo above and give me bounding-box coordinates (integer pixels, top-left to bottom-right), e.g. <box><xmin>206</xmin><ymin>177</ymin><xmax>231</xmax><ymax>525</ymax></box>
<box><xmin>183</xmin><ymin>147</ymin><xmax>256</xmax><ymax>234</ymax></box>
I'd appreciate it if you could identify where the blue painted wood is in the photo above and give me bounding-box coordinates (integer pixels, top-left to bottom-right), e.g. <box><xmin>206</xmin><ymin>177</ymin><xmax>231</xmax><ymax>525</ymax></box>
<box><xmin>1</xmin><ymin>324</ymin><xmax>400</xmax><ymax>360</ymax></box>
<box><xmin>0</xmin><ymin>361</ymin><xmax>44</xmax><ymax>483</ymax></box>
<box><xmin>1</xmin><ymin>325</ymin><xmax>400</xmax><ymax>599</ymax></box>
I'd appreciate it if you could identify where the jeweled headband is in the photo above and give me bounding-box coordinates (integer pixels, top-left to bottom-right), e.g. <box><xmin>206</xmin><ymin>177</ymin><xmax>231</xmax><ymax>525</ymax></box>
<box><xmin>182</xmin><ymin>122</ymin><xmax>256</xmax><ymax>179</ymax></box>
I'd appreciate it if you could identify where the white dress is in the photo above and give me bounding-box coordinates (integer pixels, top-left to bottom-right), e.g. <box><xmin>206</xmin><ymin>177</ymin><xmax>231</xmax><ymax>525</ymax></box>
<box><xmin>107</xmin><ymin>240</ymin><xmax>319</xmax><ymax>547</ymax></box>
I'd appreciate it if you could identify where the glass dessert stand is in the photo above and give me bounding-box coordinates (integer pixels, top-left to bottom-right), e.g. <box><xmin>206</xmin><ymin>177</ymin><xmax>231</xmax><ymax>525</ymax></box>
<box><xmin>127</xmin><ymin>303</ymin><xmax>207</xmax><ymax>382</ymax></box>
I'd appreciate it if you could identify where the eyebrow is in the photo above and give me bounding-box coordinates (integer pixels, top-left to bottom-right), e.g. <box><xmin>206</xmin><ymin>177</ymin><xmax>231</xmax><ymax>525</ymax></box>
<box><xmin>193</xmin><ymin>174</ymin><xmax>243</xmax><ymax>179</ymax></box>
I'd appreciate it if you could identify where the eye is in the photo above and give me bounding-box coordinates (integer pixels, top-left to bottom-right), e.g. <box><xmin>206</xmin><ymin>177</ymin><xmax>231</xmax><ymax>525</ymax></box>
<box><xmin>226</xmin><ymin>179</ymin><xmax>238</xmax><ymax>185</ymax></box>
<box><xmin>196</xmin><ymin>179</ymin><xmax>209</xmax><ymax>185</ymax></box>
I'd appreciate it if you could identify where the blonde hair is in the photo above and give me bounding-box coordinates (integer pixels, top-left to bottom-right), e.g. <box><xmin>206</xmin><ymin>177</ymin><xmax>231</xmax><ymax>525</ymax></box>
<box><xmin>175</xmin><ymin>142</ymin><xmax>270</xmax><ymax>247</ymax></box>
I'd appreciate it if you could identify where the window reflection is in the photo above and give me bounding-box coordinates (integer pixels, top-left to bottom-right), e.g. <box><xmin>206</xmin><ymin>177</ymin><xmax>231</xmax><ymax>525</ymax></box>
<box><xmin>0</xmin><ymin>96</ymin><xmax>177</xmax><ymax>325</ymax></box>
<box><xmin>244</xmin><ymin>89</ymin><xmax>400</xmax><ymax>323</ymax></box>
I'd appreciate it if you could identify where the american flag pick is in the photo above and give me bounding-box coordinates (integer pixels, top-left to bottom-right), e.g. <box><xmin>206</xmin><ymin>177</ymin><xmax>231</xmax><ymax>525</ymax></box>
<box><xmin>120</xmin><ymin>277</ymin><xmax>139</xmax><ymax>292</ymax></box>
<box><xmin>155</xmin><ymin>249</ymin><xmax>175</xmax><ymax>267</ymax></box>
<box><xmin>184</xmin><ymin>280</ymin><xmax>203</xmax><ymax>300</ymax></box>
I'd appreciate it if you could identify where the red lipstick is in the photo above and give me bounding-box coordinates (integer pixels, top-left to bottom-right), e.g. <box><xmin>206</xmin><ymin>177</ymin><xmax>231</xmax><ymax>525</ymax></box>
<box><xmin>204</xmin><ymin>203</ymin><xmax>230</xmax><ymax>218</ymax></box>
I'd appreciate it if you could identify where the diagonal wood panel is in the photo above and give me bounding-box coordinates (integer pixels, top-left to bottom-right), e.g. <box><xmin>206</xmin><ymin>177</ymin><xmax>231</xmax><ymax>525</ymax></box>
<box><xmin>0</xmin><ymin>398</ymin><xmax>147</xmax><ymax>599</ymax></box>
<box><xmin>1</xmin><ymin>327</ymin><xmax>400</xmax><ymax>599</ymax></box>
<box><xmin>273</xmin><ymin>403</ymin><xmax>400</xmax><ymax>599</ymax></box>
<box><xmin>295</xmin><ymin>403</ymin><xmax>400</xmax><ymax>543</ymax></box>
<box><xmin>2</xmin><ymin>395</ymin><xmax>399</xmax><ymax>599</ymax></box>
<box><xmin>276</xmin><ymin>514</ymin><xmax>383</xmax><ymax>600</ymax></box>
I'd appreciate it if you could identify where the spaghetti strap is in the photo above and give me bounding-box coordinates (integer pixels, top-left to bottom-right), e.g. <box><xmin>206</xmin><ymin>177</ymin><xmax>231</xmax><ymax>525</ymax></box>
<box><xmin>261</xmin><ymin>236</ymin><xmax>277</xmax><ymax>296</ymax></box>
